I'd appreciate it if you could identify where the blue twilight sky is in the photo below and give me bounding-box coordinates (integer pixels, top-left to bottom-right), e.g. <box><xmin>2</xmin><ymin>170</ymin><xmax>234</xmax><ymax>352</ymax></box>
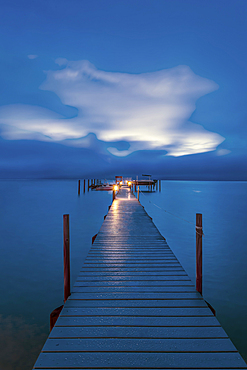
<box><xmin>0</xmin><ymin>0</ymin><xmax>247</xmax><ymax>179</ymax></box>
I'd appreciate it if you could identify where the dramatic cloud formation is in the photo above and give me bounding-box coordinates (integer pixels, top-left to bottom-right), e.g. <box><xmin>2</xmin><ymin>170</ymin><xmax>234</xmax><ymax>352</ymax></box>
<box><xmin>0</xmin><ymin>61</ymin><xmax>224</xmax><ymax>157</ymax></box>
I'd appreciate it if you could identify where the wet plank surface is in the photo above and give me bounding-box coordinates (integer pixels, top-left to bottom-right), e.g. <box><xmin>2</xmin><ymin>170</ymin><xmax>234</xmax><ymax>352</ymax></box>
<box><xmin>33</xmin><ymin>186</ymin><xmax>247</xmax><ymax>369</ymax></box>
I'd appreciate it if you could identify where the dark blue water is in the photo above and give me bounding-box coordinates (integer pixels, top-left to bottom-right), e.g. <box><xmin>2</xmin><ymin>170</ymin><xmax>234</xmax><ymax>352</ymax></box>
<box><xmin>0</xmin><ymin>180</ymin><xmax>246</xmax><ymax>369</ymax></box>
<box><xmin>139</xmin><ymin>181</ymin><xmax>247</xmax><ymax>363</ymax></box>
<box><xmin>0</xmin><ymin>180</ymin><xmax>111</xmax><ymax>369</ymax></box>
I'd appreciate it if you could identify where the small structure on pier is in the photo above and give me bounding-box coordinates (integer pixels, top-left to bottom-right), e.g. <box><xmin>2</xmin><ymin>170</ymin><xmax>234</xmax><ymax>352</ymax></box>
<box><xmin>132</xmin><ymin>174</ymin><xmax>158</xmax><ymax>192</ymax></box>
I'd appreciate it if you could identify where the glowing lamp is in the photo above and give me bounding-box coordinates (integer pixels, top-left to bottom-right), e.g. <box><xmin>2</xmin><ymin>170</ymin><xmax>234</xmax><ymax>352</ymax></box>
<box><xmin>114</xmin><ymin>185</ymin><xmax>118</xmax><ymax>191</ymax></box>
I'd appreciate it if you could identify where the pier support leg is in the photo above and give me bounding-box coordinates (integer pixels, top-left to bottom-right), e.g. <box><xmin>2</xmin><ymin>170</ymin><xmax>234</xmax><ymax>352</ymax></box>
<box><xmin>196</xmin><ymin>213</ymin><xmax>203</xmax><ymax>295</ymax></box>
<box><xmin>63</xmin><ymin>214</ymin><xmax>71</xmax><ymax>303</ymax></box>
<box><xmin>78</xmin><ymin>180</ymin><xmax>80</xmax><ymax>195</ymax></box>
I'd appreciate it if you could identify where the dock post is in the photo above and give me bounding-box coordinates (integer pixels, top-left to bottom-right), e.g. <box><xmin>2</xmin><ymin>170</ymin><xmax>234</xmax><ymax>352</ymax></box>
<box><xmin>63</xmin><ymin>214</ymin><xmax>71</xmax><ymax>303</ymax></box>
<box><xmin>88</xmin><ymin>179</ymin><xmax>90</xmax><ymax>191</ymax></box>
<box><xmin>138</xmin><ymin>186</ymin><xmax>140</xmax><ymax>201</ymax></box>
<box><xmin>78</xmin><ymin>180</ymin><xmax>80</xmax><ymax>195</ymax></box>
<box><xmin>135</xmin><ymin>182</ymin><xmax>137</xmax><ymax>192</ymax></box>
<box><xmin>196</xmin><ymin>213</ymin><xmax>203</xmax><ymax>295</ymax></box>
<box><xmin>113</xmin><ymin>189</ymin><xmax>116</xmax><ymax>201</ymax></box>
<box><xmin>159</xmin><ymin>180</ymin><xmax>161</xmax><ymax>192</ymax></box>
<box><xmin>83</xmin><ymin>179</ymin><xmax>86</xmax><ymax>193</ymax></box>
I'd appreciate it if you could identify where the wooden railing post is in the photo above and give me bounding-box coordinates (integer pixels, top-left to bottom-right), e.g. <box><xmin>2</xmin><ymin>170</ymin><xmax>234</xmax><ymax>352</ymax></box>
<box><xmin>113</xmin><ymin>189</ymin><xmax>115</xmax><ymax>201</ymax></box>
<box><xmin>78</xmin><ymin>180</ymin><xmax>80</xmax><ymax>195</ymax></box>
<box><xmin>83</xmin><ymin>179</ymin><xmax>86</xmax><ymax>193</ymax></box>
<box><xmin>63</xmin><ymin>214</ymin><xmax>71</xmax><ymax>303</ymax></box>
<box><xmin>196</xmin><ymin>213</ymin><xmax>202</xmax><ymax>295</ymax></box>
<box><xmin>138</xmin><ymin>186</ymin><xmax>140</xmax><ymax>201</ymax></box>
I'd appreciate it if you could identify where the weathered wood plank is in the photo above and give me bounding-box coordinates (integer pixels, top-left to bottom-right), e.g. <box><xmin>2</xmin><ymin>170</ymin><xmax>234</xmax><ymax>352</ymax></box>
<box><xmin>84</xmin><ymin>261</ymin><xmax>179</xmax><ymax>264</ymax></box>
<box><xmin>78</xmin><ymin>271</ymin><xmax>187</xmax><ymax>276</ymax></box>
<box><xmin>42</xmin><ymin>338</ymin><xmax>236</xmax><ymax>352</ymax></box>
<box><xmin>67</xmin><ymin>292</ymin><xmax>202</xmax><ymax>300</ymax></box>
<box><xmin>49</xmin><ymin>326</ymin><xmax>228</xmax><ymax>338</ymax></box>
<box><xmin>74</xmin><ymin>280</ymin><xmax>194</xmax><ymax>287</ymax></box>
<box><xmin>75</xmin><ymin>275</ymin><xmax>191</xmax><ymax>281</ymax></box>
<box><xmin>55</xmin><ymin>316</ymin><xmax>220</xmax><ymax>327</ymax></box>
<box><xmin>34</xmin><ymin>352</ymin><xmax>246</xmax><ymax>368</ymax></box>
<box><xmin>72</xmin><ymin>286</ymin><xmax>195</xmax><ymax>292</ymax></box>
<box><xmin>60</xmin><ymin>307</ymin><xmax>214</xmax><ymax>317</ymax></box>
<box><xmin>65</xmin><ymin>299</ymin><xmax>207</xmax><ymax>308</ymax></box>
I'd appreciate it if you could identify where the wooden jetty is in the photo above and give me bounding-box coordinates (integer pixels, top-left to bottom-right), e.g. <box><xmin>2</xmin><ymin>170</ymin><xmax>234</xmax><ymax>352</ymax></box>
<box><xmin>33</xmin><ymin>186</ymin><xmax>247</xmax><ymax>369</ymax></box>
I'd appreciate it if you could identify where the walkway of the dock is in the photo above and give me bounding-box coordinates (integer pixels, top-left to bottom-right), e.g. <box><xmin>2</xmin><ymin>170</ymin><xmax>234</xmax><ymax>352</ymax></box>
<box><xmin>33</xmin><ymin>186</ymin><xmax>247</xmax><ymax>369</ymax></box>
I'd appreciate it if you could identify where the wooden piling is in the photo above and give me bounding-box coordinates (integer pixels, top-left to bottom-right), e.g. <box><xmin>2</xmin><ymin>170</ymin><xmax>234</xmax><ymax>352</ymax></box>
<box><xmin>113</xmin><ymin>189</ymin><xmax>116</xmax><ymax>201</ymax></box>
<box><xmin>88</xmin><ymin>179</ymin><xmax>90</xmax><ymax>191</ymax></box>
<box><xmin>63</xmin><ymin>214</ymin><xmax>70</xmax><ymax>303</ymax></box>
<box><xmin>83</xmin><ymin>179</ymin><xmax>86</xmax><ymax>193</ymax></box>
<box><xmin>50</xmin><ymin>305</ymin><xmax>63</xmax><ymax>332</ymax></box>
<box><xmin>138</xmin><ymin>186</ymin><xmax>140</xmax><ymax>201</ymax></box>
<box><xmin>196</xmin><ymin>213</ymin><xmax>203</xmax><ymax>295</ymax></box>
<box><xmin>78</xmin><ymin>180</ymin><xmax>80</xmax><ymax>195</ymax></box>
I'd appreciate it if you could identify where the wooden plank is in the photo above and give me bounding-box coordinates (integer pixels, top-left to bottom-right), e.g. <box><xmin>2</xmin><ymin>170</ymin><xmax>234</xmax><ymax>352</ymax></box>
<box><xmin>55</xmin><ymin>316</ymin><xmax>220</xmax><ymax>327</ymax></box>
<box><xmin>34</xmin><ymin>352</ymin><xmax>247</xmax><ymax>368</ymax></box>
<box><xmin>75</xmin><ymin>275</ymin><xmax>191</xmax><ymax>281</ymax></box>
<box><xmin>77</xmin><ymin>271</ymin><xmax>188</xmax><ymax>276</ymax></box>
<box><xmin>73</xmin><ymin>280</ymin><xmax>194</xmax><ymax>286</ymax></box>
<box><xmin>42</xmin><ymin>338</ymin><xmax>236</xmax><ymax>352</ymax></box>
<box><xmin>72</xmin><ymin>286</ymin><xmax>196</xmax><ymax>292</ymax></box>
<box><xmin>65</xmin><ymin>299</ymin><xmax>208</xmax><ymax>307</ymax></box>
<box><xmin>49</xmin><ymin>326</ymin><xmax>228</xmax><ymax>338</ymax></box>
<box><xmin>85</xmin><ymin>258</ymin><xmax>178</xmax><ymax>261</ymax></box>
<box><xmin>67</xmin><ymin>292</ymin><xmax>202</xmax><ymax>300</ymax></box>
<box><xmin>79</xmin><ymin>267</ymin><xmax>184</xmax><ymax>272</ymax></box>
<box><xmin>60</xmin><ymin>307</ymin><xmax>214</xmax><ymax>316</ymax></box>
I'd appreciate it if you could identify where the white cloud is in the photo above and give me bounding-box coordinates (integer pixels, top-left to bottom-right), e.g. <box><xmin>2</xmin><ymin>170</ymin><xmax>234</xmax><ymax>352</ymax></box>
<box><xmin>55</xmin><ymin>58</ymin><xmax>68</xmax><ymax>66</ymax></box>
<box><xmin>0</xmin><ymin>61</ymin><xmax>224</xmax><ymax>156</ymax></box>
<box><xmin>216</xmin><ymin>149</ymin><xmax>231</xmax><ymax>156</ymax></box>
<box><xmin>27</xmin><ymin>55</ymin><xmax>38</xmax><ymax>59</ymax></box>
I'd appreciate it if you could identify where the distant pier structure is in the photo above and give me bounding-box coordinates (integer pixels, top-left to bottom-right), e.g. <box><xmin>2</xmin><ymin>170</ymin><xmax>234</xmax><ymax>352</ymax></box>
<box><xmin>132</xmin><ymin>174</ymin><xmax>158</xmax><ymax>192</ymax></box>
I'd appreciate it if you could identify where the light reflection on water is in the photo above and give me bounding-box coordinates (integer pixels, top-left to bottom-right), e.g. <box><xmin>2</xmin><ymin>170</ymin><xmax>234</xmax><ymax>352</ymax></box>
<box><xmin>0</xmin><ymin>180</ymin><xmax>247</xmax><ymax>368</ymax></box>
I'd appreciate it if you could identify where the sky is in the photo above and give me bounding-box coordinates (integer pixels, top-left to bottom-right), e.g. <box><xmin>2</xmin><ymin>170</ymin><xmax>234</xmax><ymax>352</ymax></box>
<box><xmin>0</xmin><ymin>0</ymin><xmax>247</xmax><ymax>180</ymax></box>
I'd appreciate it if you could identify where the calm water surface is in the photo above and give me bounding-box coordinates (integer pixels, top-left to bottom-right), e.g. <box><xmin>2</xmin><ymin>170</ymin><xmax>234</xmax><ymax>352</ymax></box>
<box><xmin>0</xmin><ymin>180</ymin><xmax>246</xmax><ymax>368</ymax></box>
<box><xmin>140</xmin><ymin>180</ymin><xmax>247</xmax><ymax>363</ymax></box>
